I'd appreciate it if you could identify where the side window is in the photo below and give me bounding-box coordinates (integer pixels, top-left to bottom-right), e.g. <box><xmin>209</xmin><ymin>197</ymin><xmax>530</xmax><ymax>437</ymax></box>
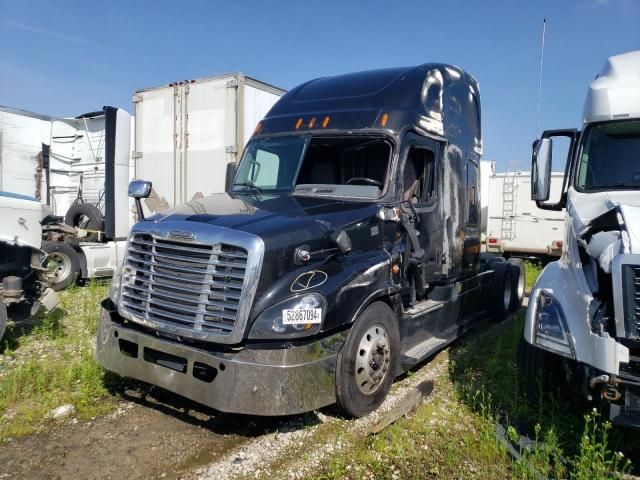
<box><xmin>467</xmin><ymin>162</ymin><xmax>479</xmax><ymax>227</ymax></box>
<box><xmin>243</xmin><ymin>148</ymin><xmax>279</xmax><ymax>188</ymax></box>
<box><xmin>403</xmin><ymin>147</ymin><xmax>436</xmax><ymax>204</ymax></box>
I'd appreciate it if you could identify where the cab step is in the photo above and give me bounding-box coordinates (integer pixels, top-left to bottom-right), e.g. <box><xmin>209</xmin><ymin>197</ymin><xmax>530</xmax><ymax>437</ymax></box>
<box><xmin>400</xmin><ymin>324</ymin><xmax>458</xmax><ymax>368</ymax></box>
<box><xmin>404</xmin><ymin>299</ymin><xmax>445</xmax><ymax>317</ymax></box>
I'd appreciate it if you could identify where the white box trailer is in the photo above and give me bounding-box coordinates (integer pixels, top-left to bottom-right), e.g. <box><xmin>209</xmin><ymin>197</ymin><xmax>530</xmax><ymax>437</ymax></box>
<box><xmin>0</xmin><ymin>106</ymin><xmax>133</xmax><ymax>289</ymax></box>
<box><xmin>485</xmin><ymin>170</ymin><xmax>565</xmax><ymax>257</ymax></box>
<box><xmin>133</xmin><ymin>73</ymin><xmax>286</xmax><ymax>215</ymax></box>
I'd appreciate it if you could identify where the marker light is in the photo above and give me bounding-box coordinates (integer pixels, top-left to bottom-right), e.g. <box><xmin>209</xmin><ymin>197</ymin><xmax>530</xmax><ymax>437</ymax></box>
<box><xmin>254</xmin><ymin>122</ymin><xmax>263</xmax><ymax>134</ymax></box>
<box><xmin>380</xmin><ymin>113</ymin><xmax>389</xmax><ymax>127</ymax></box>
<box><xmin>295</xmin><ymin>118</ymin><xmax>303</xmax><ymax>130</ymax></box>
<box><xmin>322</xmin><ymin>116</ymin><xmax>330</xmax><ymax>128</ymax></box>
<box><xmin>308</xmin><ymin>117</ymin><xmax>317</xmax><ymax>128</ymax></box>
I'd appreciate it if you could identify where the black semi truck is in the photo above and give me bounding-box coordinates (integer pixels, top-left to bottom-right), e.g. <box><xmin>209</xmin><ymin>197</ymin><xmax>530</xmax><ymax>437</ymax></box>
<box><xmin>97</xmin><ymin>64</ymin><xmax>521</xmax><ymax>417</ymax></box>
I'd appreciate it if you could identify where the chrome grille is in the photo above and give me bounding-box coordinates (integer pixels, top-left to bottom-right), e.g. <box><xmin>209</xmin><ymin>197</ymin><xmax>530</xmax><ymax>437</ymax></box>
<box><xmin>621</xmin><ymin>264</ymin><xmax>640</xmax><ymax>340</ymax></box>
<box><xmin>120</xmin><ymin>233</ymin><xmax>248</xmax><ymax>336</ymax></box>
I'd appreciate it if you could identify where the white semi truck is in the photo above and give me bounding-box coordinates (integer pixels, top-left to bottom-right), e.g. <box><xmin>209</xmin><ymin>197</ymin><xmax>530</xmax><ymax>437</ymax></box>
<box><xmin>132</xmin><ymin>73</ymin><xmax>286</xmax><ymax>216</ymax></box>
<box><xmin>0</xmin><ymin>192</ymin><xmax>58</xmax><ymax>340</ymax></box>
<box><xmin>520</xmin><ymin>50</ymin><xmax>640</xmax><ymax>428</ymax></box>
<box><xmin>0</xmin><ymin>106</ymin><xmax>133</xmax><ymax>290</ymax></box>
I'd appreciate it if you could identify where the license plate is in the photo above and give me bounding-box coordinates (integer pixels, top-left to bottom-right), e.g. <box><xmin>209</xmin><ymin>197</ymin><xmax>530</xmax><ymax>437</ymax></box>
<box><xmin>282</xmin><ymin>308</ymin><xmax>322</xmax><ymax>325</ymax></box>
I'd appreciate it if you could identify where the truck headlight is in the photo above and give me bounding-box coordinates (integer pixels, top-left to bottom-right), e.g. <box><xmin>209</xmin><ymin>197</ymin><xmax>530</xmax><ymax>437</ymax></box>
<box><xmin>534</xmin><ymin>290</ymin><xmax>574</xmax><ymax>358</ymax></box>
<box><xmin>249</xmin><ymin>293</ymin><xmax>326</xmax><ymax>340</ymax></box>
<box><xmin>109</xmin><ymin>266</ymin><xmax>124</xmax><ymax>303</ymax></box>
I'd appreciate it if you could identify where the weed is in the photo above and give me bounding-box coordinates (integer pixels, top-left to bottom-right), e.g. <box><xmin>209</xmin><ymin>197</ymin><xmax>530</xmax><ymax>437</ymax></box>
<box><xmin>0</xmin><ymin>282</ymin><xmax>120</xmax><ymax>441</ymax></box>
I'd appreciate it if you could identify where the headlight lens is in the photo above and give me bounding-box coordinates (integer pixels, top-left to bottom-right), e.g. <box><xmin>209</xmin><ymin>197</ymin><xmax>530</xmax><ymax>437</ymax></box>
<box><xmin>534</xmin><ymin>290</ymin><xmax>574</xmax><ymax>358</ymax></box>
<box><xmin>108</xmin><ymin>266</ymin><xmax>124</xmax><ymax>303</ymax></box>
<box><xmin>249</xmin><ymin>293</ymin><xmax>327</xmax><ymax>340</ymax></box>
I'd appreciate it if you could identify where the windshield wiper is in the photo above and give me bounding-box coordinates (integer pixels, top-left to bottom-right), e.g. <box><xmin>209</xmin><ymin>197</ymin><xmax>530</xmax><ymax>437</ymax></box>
<box><xmin>232</xmin><ymin>181</ymin><xmax>263</xmax><ymax>193</ymax></box>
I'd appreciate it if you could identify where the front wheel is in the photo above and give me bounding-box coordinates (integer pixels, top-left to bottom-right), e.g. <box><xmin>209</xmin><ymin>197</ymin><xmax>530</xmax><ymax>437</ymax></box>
<box><xmin>42</xmin><ymin>242</ymin><xmax>81</xmax><ymax>291</ymax></box>
<box><xmin>336</xmin><ymin>301</ymin><xmax>399</xmax><ymax>418</ymax></box>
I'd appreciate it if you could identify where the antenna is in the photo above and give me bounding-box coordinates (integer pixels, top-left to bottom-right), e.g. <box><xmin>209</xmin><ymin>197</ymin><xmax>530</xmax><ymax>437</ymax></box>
<box><xmin>536</xmin><ymin>18</ymin><xmax>547</xmax><ymax>138</ymax></box>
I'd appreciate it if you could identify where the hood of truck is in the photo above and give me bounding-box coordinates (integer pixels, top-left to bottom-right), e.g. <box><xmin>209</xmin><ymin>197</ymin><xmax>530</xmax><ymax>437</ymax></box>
<box><xmin>140</xmin><ymin>193</ymin><xmax>384</xmax><ymax>302</ymax></box>
<box><xmin>147</xmin><ymin>192</ymin><xmax>380</xmax><ymax>239</ymax></box>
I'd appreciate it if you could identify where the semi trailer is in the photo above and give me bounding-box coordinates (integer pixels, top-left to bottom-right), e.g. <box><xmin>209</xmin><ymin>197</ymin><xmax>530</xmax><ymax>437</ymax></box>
<box><xmin>132</xmin><ymin>73</ymin><xmax>286</xmax><ymax>216</ymax></box>
<box><xmin>98</xmin><ymin>64</ymin><xmax>521</xmax><ymax>417</ymax></box>
<box><xmin>485</xmin><ymin>169</ymin><xmax>565</xmax><ymax>257</ymax></box>
<box><xmin>521</xmin><ymin>50</ymin><xmax>640</xmax><ymax>428</ymax></box>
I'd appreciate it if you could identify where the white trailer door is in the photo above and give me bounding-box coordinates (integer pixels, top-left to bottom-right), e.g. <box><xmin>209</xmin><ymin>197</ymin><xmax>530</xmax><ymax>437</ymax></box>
<box><xmin>134</xmin><ymin>86</ymin><xmax>179</xmax><ymax>215</ymax></box>
<box><xmin>183</xmin><ymin>78</ymin><xmax>237</xmax><ymax>199</ymax></box>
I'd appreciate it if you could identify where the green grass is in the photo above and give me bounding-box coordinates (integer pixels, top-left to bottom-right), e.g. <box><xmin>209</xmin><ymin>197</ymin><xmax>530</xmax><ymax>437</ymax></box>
<box><xmin>450</xmin><ymin>313</ymin><xmax>636</xmax><ymax>478</ymax></box>
<box><xmin>0</xmin><ymin>282</ymin><xmax>122</xmax><ymax>441</ymax></box>
<box><xmin>306</xmin><ymin>361</ymin><xmax>513</xmax><ymax>479</ymax></box>
<box><xmin>524</xmin><ymin>260</ymin><xmax>543</xmax><ymax>292</ymax></box>
<box><xmin>304</xmin><ymin>264</ymin><xmax>637</xmax><ymax>479</ymax></box>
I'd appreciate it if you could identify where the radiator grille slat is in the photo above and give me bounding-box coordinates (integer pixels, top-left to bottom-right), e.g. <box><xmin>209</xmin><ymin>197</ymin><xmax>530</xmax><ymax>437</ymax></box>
<box><xmin>120</xmin><ymin>233</ymin><xmax>248</xmax><ymax>336</ymax></box>
<box><xmin>622</xmin><ymin>265</ymin><xmax>640</xmax><ymax>339</ymax></box>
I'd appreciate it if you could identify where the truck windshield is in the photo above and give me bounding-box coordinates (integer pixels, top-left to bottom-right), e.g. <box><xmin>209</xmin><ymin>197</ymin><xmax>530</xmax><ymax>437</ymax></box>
<box><xmin>577</xmin><ymin>120</ymin><xmax>640</xmax><ymax>191</ymax></box>
<box><xmin>231</xmin><ymin>135</ymin><xmax>392</xmax><ymax>199</ymax></box>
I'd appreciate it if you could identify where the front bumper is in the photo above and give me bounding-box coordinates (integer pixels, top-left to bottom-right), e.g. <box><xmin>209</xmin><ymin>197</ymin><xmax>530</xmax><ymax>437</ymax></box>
<box><xmin>96</xmin><ymin>299</ymin><xmax>346</xmax><ymax>416</ymax></box>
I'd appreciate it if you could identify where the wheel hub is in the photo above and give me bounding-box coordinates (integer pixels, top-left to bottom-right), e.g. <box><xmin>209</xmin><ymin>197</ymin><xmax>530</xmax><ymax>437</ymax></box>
<box><xmin>355</xmin><ymin>324</ymin><xmax>391</xmax><ymax>394</ymax></box>
<box><xmin>45</xmin><ymin>252</ymin><xmax>72</xmax><ymax>282</ymax></box>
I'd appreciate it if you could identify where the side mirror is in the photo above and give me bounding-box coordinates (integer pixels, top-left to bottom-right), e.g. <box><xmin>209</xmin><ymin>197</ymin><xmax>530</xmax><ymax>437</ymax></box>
<box><xmin>331</xmin><ymin>229</ymin><xmax>352</xmax><ymax>255</ymax></box>
<box><xmin>128</xmin><ymin>180</ymin><xmax>152</xmax><ymax>221</ymax></box>
<box><xmin>225</xmin><ymin>162</ymin><xmax>237</xmax><ymax>192</ymax></box>
<box><xmin>531</xmin><ymin>138</ymin><xmax>552</xmax><ymax>202</ymax></box>
<box><xmin>128</xmin><ymin>180</ymin><xmax>152</xmax><ymax>199</ymax></box>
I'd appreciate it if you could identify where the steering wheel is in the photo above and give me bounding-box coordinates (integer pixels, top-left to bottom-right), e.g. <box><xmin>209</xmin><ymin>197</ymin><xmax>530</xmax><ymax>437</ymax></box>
<box><xmin>346</xmin><ymin>177</ymin><xmax>382</xmax><ymax>187</ymax></box>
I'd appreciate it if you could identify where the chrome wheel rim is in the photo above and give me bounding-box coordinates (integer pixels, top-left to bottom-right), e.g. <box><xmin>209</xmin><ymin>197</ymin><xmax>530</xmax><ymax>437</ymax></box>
<box><xmin>355</xmin><ymin>324</ymin><xmax>391</xmax><ymax>394</ymax></box>
<box><xmin>45</xmin><ymin>252</ymin><xmax>72</xmax><ymax>283</ymax></box>
<box><xmin>516</xmin><ymin>268</ymin><xmax>525</xmax><ymax>302</ymax></box>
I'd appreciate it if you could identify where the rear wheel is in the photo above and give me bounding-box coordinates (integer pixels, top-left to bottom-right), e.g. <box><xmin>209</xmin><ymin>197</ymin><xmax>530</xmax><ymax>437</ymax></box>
<box><xmin>507</xmin><ymin>258</ymin><xmax>526</xmax><ymax>311</ymax></box>
<box><xmin>490</xmin><ymin>261</ymin><xmax>514</xmax><ymax>322</ymax></box>
<box><xmin>336</xmin><ymin>302</ymin><xmax>399</xmax><ymax>418</ymax></box>
<box><xmin>42</xmin><ymin>242</ymin><xmax>81</xmax><ymax>291</ymax></box>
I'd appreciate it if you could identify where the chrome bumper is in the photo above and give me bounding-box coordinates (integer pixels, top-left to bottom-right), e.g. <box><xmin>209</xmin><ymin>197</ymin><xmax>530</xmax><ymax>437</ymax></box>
<box><xmin>96</xmin><ymin>299</ymin><xmax>346</xmax><ymax>416</ymax></box>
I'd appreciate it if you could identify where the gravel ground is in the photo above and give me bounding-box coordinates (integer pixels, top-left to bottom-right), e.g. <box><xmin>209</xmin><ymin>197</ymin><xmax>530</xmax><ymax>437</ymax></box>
<box><xmin>188</xmin><ymin>350</ymin><xmax>450</xmax><ymax>480</ymax></box>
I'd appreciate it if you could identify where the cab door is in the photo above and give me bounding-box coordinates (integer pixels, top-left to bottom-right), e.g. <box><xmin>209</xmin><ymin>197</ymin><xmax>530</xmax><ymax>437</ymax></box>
<box><xmin>399</xmin><ymin>133</ymin><xmax>443</xmax><ymax>285</ymax></box>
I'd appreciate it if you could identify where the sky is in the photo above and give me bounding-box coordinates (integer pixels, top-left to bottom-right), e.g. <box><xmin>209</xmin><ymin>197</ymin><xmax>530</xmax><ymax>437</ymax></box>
<box><xmin>0</xmin><ymin>0</ymin><xmax>638</xmax><ymax>171</ymax></box>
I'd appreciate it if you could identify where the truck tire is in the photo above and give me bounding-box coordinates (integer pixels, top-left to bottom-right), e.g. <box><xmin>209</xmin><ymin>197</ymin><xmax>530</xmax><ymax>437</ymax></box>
<box><xmin>336</xmin><ymin>301</ymin><xmax>400</xmax><ymax>418</ymax></box>
<box><xmin>507</xmin><ymin>258</ymin><xmax>526</xmax><ymax>312</ymax></box>
<box><xmin>0</xmin><ymin>301</ymin><xmax>7</xmax><ymax>341</ymax></box>
<box><xmin>517</xmin><ymin>335</ymin><xmax>560</xmax><ymax>401</ymax></box>
<box><xmin>489</xmin><ymin>261</ymin><xmax>514</xmax><ymax>322</ymax></box>
<box><xmin>42</xmin><ymin>241</ymin><xmax>81</xmax><ymax>291</ymax></box>
<box><xmin>64</xmin><ymin>203</ymin><xmax>103</xmax><ymax>242</ymax></box>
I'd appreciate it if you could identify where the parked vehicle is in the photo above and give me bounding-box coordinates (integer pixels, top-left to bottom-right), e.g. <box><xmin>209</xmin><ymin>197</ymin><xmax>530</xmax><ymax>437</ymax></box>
<box><xmin>520</xmin><ymin>50</ymin><xmax>640</xmax><ymax>428</ymax></box>
<box><xmin>132</xmin><ymin>73</ymin><xmax>286</xmax><ymax>216</ymax></box>
<box><xmin>98</xmin><ymin>64</ymin><xmax>521</xmax><ymax>417</ymax></box>
<box><xmin>0</xmin><ymin>106</ymin><xmax>133</xmax><ymax>290</ymax></box>
<box><xmin>0</xmin><ymin>192</ymin><xmax>58</xmax><ymax>340</ymax></box>
<box><xmin>485</xmin><ymin>169</ymin><xmax>565</xmax><ymax>257</ymax></box>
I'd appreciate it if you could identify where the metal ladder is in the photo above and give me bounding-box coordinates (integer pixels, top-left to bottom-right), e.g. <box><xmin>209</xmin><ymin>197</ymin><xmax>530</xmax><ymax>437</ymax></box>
<box><xmin>501</xmin><ymin>172</ymin><xmax>518</xmax><ymax>241</ymax></box>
